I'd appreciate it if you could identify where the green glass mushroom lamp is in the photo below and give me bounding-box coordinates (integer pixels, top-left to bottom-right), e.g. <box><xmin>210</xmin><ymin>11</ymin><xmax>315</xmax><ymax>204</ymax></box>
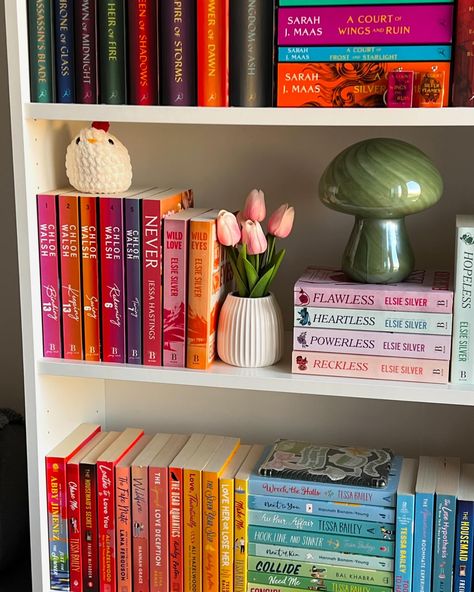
<box><xmin>319</xmin><ymin>138</ymin><xmax>443</xmax><ymax>284</ymax></box>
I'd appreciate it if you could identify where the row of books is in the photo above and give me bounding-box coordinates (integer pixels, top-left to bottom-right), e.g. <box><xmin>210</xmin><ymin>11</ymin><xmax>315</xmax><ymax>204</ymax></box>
<box><xmin>291</xmin><ymin>267</ymin><xmax>453</xmax><ymax>383</ymax></box>
<box><xmin>37</xmin><ymin>188</ymin><xmax>232</xmax><ymax>369</ymax></box>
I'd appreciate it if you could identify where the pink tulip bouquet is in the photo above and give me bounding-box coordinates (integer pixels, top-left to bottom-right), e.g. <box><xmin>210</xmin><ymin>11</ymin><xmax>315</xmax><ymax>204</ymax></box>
<box><xmin>216</xmin><ymin>189</ymin><xmax>295</xmax><ymax>298</ymax></box>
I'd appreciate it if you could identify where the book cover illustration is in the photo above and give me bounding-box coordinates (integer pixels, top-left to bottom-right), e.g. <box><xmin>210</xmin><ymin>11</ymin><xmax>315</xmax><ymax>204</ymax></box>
<box><xmin>74</xmin><ymin>0</ymin><xmax>97</xmax><ymax>103</ymax></box>
<box><xmin>54</xmin><ymin>0</ymin><xmax>75</xmax><ymax>102</ymax></box>
<box><xmin>128</xmin><ymin>0</ymin><xmax>158</xmax><ymax>105</ymax></box>
<box><xmin>451</xmin><ymin>0</ymin><xmax>474</xmax><ymax>106</ymax></box>
<box><xmin>258</xmin><ymin>440</ymin><xmax>393</xmax><ymax>487</ymax></box>
<box><xmin>279</xmin><ymin>45</ymin><xmax>452</xmax><ymax>63</ymax></box>
<box><xmin>28</xmin><ymin>0</ymin><xmax>54</xmax><ymax>102</ymax></box>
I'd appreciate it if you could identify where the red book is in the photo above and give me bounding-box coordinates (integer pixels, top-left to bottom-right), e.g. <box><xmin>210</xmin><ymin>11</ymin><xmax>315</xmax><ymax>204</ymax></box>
<box><xmin>59</xmin><ymin>192</ymin><xmax>83</xmax><ymax>360</ymax></box>
<box><xmin>128</xmin><ymin>0</ymin><xmax>158</xmax><ymax>105</ymax></box>
<box><xmin>197</xmin><ymin>0</ymin><xmax>229</xmax><ymax>106</ymax></box>
<box><xmin>80</xmin><ymin>432</ymin><xmax>121</xmax><ymax>592</ymax></box>
<box><xmin>452</xmin><ymin>0</ymin><xmax>474</xmax><ymax>106</ymax></box>
<box><xmin>96</xmin><ymin>428</ymin><xmax>144</xmax><ymax>592</ymax></box>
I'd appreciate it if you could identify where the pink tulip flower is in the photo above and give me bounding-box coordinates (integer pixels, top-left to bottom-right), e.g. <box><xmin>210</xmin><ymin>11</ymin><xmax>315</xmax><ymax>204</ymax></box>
<box><xmin>268</xmin><ymin>204</ymin><xmax>295</xmax><ymax>238</ymax></box>
<box><xmin>242</xmin><ymin>189</ymin><xmax>266</xmax><ymax>222</ymax></box>
<box><xmin>241</xmin><ymin>220</ymin><xmax>268</xmax><ymax>255</ymax></box>
<box><xmin>217</xmin><ymin>210</ymin><xmax>241</xmax><ymax>246</ymax></box>
<box><xmin>236</xmin><ymin>210</ymin><xmax>246</xmax><ymax>227</ymax></box>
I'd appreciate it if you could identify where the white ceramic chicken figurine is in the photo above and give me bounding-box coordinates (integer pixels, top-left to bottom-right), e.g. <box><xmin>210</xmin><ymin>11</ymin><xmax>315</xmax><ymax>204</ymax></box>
<box><xmin>65</xmin><ymin>121</ymin><xmax>132</xmax><ymax>194</ymax></box>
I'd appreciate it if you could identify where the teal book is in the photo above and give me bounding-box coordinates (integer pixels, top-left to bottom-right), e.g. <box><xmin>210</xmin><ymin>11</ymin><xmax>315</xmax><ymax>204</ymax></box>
<box><xmin>394</xmin><ymin>458</ymin><xmax>418</xmax><ymax>592</ymax></box>
<box><xmin>28</xmin><ymin>0</ymin><xmax>54</xmax><ymax>102</ymax></box>
<box><xmin>97</xmin><ymin>0</ymin><xmax>126</xmax><ymax>104</ymax></box>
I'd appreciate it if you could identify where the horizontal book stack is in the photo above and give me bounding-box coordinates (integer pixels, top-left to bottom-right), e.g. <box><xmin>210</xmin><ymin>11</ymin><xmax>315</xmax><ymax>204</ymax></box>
<box><xmin>276</xmin><ymin>0</ymin><xmax>454</xmax><ymax>107</ymax></box>
<box><xmin>291</xmin><ymin>267</ymin><xmax>453</xmax><ymax>383</ymax></box>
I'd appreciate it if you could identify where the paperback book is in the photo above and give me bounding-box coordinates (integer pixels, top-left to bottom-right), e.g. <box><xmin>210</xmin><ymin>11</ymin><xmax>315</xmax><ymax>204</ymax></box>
<box><xmin>394</xmin><ymin>458</ymin><xmax>418</xmax><ymax>592</ymax></box>
<box><xmin>247</xmin><ymin>582</ymin><xmax>390</xmax><ymax>592</ymax></box>
<box><xmin>453</xmin><ymin>464</ymin><xmax>474</xmax><ymax>592</ymax></box>
<box><xmin>451</xmin><ymin>0</ymin><xmax>474</xmax><ymax>106</ymax></box>
<box><xmin>279</xmin><ymin>46</ymin><xmax>452</xmax><ymax>63</ymax></box>
<box><xmin>248</xmin><ymin>572</ymin><xmax>392</xmax><ymax>592</ymax></box>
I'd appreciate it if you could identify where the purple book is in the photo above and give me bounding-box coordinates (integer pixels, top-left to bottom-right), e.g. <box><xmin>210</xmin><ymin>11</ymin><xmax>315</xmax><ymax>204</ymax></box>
<box><xmin>159</xmin><ymin>0</ymin><xmax>197</xmax><ymax>105</ymax></box>
<box><xmin>75</xmin><ymin>0</ymin><xmax>97</xmax><ymax>103</ymax></box>
<box><xmin>124</xmin><ymin>197</ymin><xmax>142</xmax><ymax>364</ymax></box>
<box><xmin>278</xmin><ymin>5</ymin><xmax>454</xmax><ymax>46</ymax></box>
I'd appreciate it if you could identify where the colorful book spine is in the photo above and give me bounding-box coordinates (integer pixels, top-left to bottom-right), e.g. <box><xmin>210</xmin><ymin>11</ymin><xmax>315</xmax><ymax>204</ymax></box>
<box><xmin>74</xmin><ymin>0</ymin><xmax>97</xmax><ymax>103</ymax></box>
<box><xmin>197</xmin><ymin>0</ymin><xmax>229</xmax><ymax>106</ymax></box>
<box><xmin>97</xmin><ymin>0</ymin><xmax>126</xmax><ymax>104</ymax></box>
<box><xmin>433</xmin><ymin>493</ymin><xmax>457</xmax><ymax>592</ymax></box>
<box><xmin>248</xmin><ymin>543</ymin><xmax>394</xmax><ymax>571</ymax></box>
<box><xmin>37</xmin><ymin>193</ymin><xmax>62</xmax><ymax>358</ymax></box>
<box><xmin>454</xmin><ymin>500</ymin><xmax>474</xmax><ymax>592</ymax></box>
<box><xmin>116</xmin><ymin>465</ymin><xmax>133</xmax><ymax>592</ymax></box>
<box><xmin>132</xmin><ymin>464</ymin><xmax>150</xmax><ymax>592</ymax></box>
<box><xmin>54</xmin><ymin>0</ymin><xmax>75</xmax><ymax>102</ymax></box>
<box><xmin>159</xmin><ymin>0</ymin><xmax>197</xmax><ymax>105</ymax></box>
<box><xmin>229</xmin><ymin>0</ymin><xmax>275</xmax><ymax>107</ymax></box>
<box><xmin>234</xmin><ymin>466</ymin><xmax>250</xmax><ymax>592</ymax></box>
<box><xmin>124</xmin><ymin>197</ymin><xmax>142</xmax><ymax>364</ymax></box>
<box><xmin>128</xmin><ymin>0</ymin><xmax>158</xmax><ymax>105</ymax></box>
<box><xmin>169</xmin><ymin>465</ymin><xmax>184</xmax><ymax>592</ymax></box>
<box><xmin>220</xmin><ymin>472</ymin><xmax>235</xmax><ymax>592</ymax></box>
<box><xmin>279</xmin><ymin>45</ymin><xmax>452</xmax><ymax>63</ymax></box>
<box><xmin>203</xmin><ymin>473</ymin><xmax>221</xmax><ymax>592</ymax></box>
<box><xmin>80</xmin><ymin>196</ymin><xmax>100</xmax><ymax>362</ymax></box>
<box><xmin>248</xmin><ymin>494</ymin><xmax>395</xmax><ymax>524</ymax></box>
<box><xmin>280</xmin><ymin>0</ymin><xmax>452</xmax><ymax>4</ymax></box>
<box><xmin>413</xmin><ymin>492</ymin><xmax>435</xmax><ymax>592</ymax></box>
<box><xmin>294</xmin><ymin>306</ymin><xmax>452</xmax><ymax>336</ymax></box>
<box><xmin>247</xmin><ymin>557</ymin><xmax>394</xmax><ymax>587</ymax></box>
<box><xmin>67</xmin><ymin>461</ymin><xmax>84</xmax><ymax>592</ymax></box>
<box><xmin>28</xmin><ymin>0</ymin><xmax>54</xmax><ymax>102</ymax></box>
<box><xmin>149</xmin><ymin>465</ymin><xmax>169</xmax><ymax>592</ymax></box>
<box><xmin>278</xmin><ymin>5</ymin><xmax>454</xmax><ymax>45</ymax></box>
<box><xmin>80</xmin><ymin>463</ymin><xmax>100</xmax><ymax>592</ymax></box>
<box><xmin>451</xmin><ymin>0</ymin><xmax>474</xmax><ymax>106</ymax></box>
<box><xmin>59</xmin><ymin>193</ymin><xmax>83</xmax><ymax>360</ymax></box>
<box><xmin>247</xmin><ymin>581</ymin><xmax>391</xmax><ymax>592</ymax></box>
<box><xmin>293</xmin><ymin>351</ymin><xmax>449</xmax><ymax>383</ymax></box>
<box><xmin>395</xmin><ymin>490</ymin><xmax>415</xmax><ymax>592</ymax></box>
<box><xmin>184</xmin><ymin>467</ymin><xmax>204</xmax><ymax>592</ymax></box>
<box><xmin>100</xmin><ymin>197</ymin><xmax>125</xmax><ymax>363</ymax></box>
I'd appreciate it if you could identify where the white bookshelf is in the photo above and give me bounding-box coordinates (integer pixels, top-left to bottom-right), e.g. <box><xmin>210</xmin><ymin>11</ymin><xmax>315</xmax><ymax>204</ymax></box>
<box><xmin>5</xmin><ymin>1</ymin><xmax>474</xmax><ymax>591</ymax></box>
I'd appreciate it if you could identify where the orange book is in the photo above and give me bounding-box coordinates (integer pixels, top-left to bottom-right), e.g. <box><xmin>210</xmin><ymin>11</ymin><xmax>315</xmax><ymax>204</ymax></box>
<box><xmin>187</xmin><ymin>210</ymin><xmax>233</xmax><ymax>370</ymax></box>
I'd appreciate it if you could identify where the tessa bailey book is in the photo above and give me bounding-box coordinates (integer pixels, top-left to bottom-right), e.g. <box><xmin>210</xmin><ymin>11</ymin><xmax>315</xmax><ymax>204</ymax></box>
<box><xmin>128</xmin><ymin>0</ymin><xmax>158</xmax><ymax>105</ymax></box>
<box><xmin>248</xmin><ymin>573</ymin><xmax>392</xmax><ymax>592</ymax></box>
<box><xmin>28</xmin><ymin>0</ymin><xmax>54</xmax><ymax>102</ymax></box>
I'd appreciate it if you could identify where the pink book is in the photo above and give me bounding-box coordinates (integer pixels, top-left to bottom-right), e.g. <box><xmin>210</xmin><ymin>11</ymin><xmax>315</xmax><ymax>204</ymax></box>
<box><xmin>292</xmin><ymin>351</ymin><xmax>449</xmax><ymax>383</ymax></box>
<box><xmin>295</xmin><ymin>267</ymin><xmax>453</xmax><ymax>313</ymax></box>
<box><xmin>293</xmin><ymin>327</ymin><xmax>451</xmax><ymax>360</ymax></box>
<box><xmin>163</xmin><ymin>208</ymin><xmax>210</xmax><ymax>367</ymax></box>
<box><xmin>37</xmin><ymin>192</ymin><xmax>62</xmax><ymax>358</ymax></box>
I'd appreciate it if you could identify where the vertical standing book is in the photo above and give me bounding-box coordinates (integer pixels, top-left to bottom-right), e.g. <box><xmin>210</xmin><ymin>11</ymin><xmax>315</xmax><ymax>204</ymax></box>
<box><xmin>54</xmin><ymin>0</ymin><xmax>75</xmax><ymax>102</ymax></box>
<box><xmin>28</xmin><ymin>0</ymin><xmax>54</xmax><ymax>102</ymax></box>
<box><xmin>395</xmin><ymin>458</ymin><xmax>418</xmax><ymax>592</ymax></box>
<box><xmin>451</xmin><ymin>0</ymin><xmax>474</xmax><ymax>106</ymax></box>
<box><xmin>454</xmin><ymin>464</ymin><xmax>474</xmax><ymax>592</ymax></box>
<box><xmin>98</xmin><ymin>0</ymin><xmax>126</xmax><ymax>104</ymax></box>
<box><xmin>74</xmin><ymin>0</ymin><xmax>98</xmax><ymax>104</ymax></box>
<box><xmin>128</xmin><ymin>0</ymin><xmax>158</xmax><ymax>105</ymax></box>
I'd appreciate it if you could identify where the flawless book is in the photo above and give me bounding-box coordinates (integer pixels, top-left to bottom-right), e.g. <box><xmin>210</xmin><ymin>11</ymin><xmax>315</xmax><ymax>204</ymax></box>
<box><xmin>98</xmin><ymin>0</ymin><xmax>126</xmax><ymax>103</ymax></box>
<box><xmin>28</xmin><ymin>0</ymin><xmax>54</xmax><ymax>102</ymax></box>
<box><xmin>54</xmin><ymin>0</ymin><xmax>75</xmax><ymax>102</ymax></box>
<box><xmin>128</xmin><ymin>0</ymin><xmax>158</xmax><ymax>105</ymax></box>
<box><xmin>74</xmin><ymin>0</ymin><xmax>97</xmax><ymax>103</ymax></box>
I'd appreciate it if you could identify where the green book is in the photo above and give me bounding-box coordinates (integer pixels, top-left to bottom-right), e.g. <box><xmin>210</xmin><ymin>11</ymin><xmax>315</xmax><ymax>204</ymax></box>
<box><xmin>97</xmin><ymin>0</ymin><xmax>126</xmax><ymax>104</ymax></box>
<box><xmin>27</xmin><ymin>0</ymin><xmax>54</xmax><ymax>102</ymax></box>
<box><xmin>248</xmin><ymin>574</ymin><xmax>392</xmax><ymax>592</ymax></box>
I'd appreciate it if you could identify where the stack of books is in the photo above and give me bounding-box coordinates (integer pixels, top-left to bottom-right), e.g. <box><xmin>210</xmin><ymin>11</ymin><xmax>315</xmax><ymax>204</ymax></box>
<box><xmin>276</xmin><ymin>0</ymin><xmax>454</xmax><ymax>107</ymax></box>
<box><xmin>291</xmin><ymin>267</ymin><xmax>453</xmax><ymax>383</ymax></box>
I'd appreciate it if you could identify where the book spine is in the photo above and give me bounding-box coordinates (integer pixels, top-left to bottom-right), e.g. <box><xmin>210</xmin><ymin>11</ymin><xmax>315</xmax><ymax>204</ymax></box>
<box><xmin>249</xmin><ymin>510</ymin><xmax>394</xmax><ymax>540</ymax></box>
<box><xmin>28</xmin><ymin>0</ymin><xmax>54</xmax><ymax>102</ymax></box>
<box><xmin>163</xmin><ymin>218</ymin><xmax>188</xmax><ymax>367</ymax></box>
<box><xmin>279</xmin><ymin>45</ymin><xmax>452</xmax><ymax>63</ymax></box>
<box><xmin>124</xmin><ymin>198</ymin><xmax>142</xmax><ymax>364</ymax></box>
<box><xmin>97</xmin><ymin>0</ymin><xmax>126</xmax><ymax>104</ymax></box>
<box><xmin>132</xmin><ymin>466</ymin><xmax>149</xmax><ymax>592</ymax></box>
<box><xmin>248</xmin><ymin>543</ymin><xmax>394</xmax><ymax>571</ymax></box>
<box><xmin>277</xmin><ymin>5</ymin><xmax>454</xmax><ymax>45</ymax></box>
<box><xmin>433</xmin><ymin>493</ymin><xmax>457</xmax><ymax>592</ymax></box>
<box><xmin>46</xmin><ymin>457</ymin><xmax>69</xmax><ymax>590</ymax></box>
<box><xmin>451</xmin><ymin>0</ymin><xmax>474</xmax><ymax>106</ymax></box>
<box><xmin>54</xmin><ymin>0</ymin><xmax>75</xmax><ymax>102</ymax></box>
<box><xmin>149</xmin><ymin>467</ymin><xmax>169</xmax><ymax>592</ymax></box>
<box><xmin>234</xmin><ymin>476</ymin><xmax>249</xmax><ymax>592</ymax></box>
<box><xmin>451</xmin><ymin>225</ymin><xmax>474</xmax><ymax>383</ymax></box>
<box><xmin>294</xmin><ymin>306</ymin><xmax>452</xmax><ymax>336</ymax></box>
<box><xmin>248</xmin><ymin>494</ymin><xmax>396</xmax><ymax>524</ymax></box>
<box><xmin>454</xmin><ymin>500</ymin><xmax>474</xmax><ymax>592</ymax></box>
<box><xmin>220</xmin><ymin>476</ymin><xmax>235</xmax><ymax>592</ymax></box>
<box><xmin>128</xmin><ymin>0</ymin><xmax>158</xmax><ymax>105</ymax></box>
<box><xmin>67</xmin><ymin>463</ymin><xmax>83</xmax><ymax>592</ymax></box>
<box><xmin>203</xmin><ymin>471</ymin><xmax>220</xmax><ymax>592</ymax></box>
<box><xmin>80</xmin><ymin>464</ymin><xmax>100</xmax><ymax>592</ymax></box>
<box><xmin>395</xmin><ymin>492</ymin><xmax>415</xmax><ymax>592</ymax></box>
<box><xmin>100</xmin><ymin>197</ymin><xmax>125</xmax><ymax>363</ymax></box>
<box><xmin>97</xmin><ymin>460</ymin><xmax>117</xmax><ymax>592</ymax></box>
<box><xmin>184</xmin><ymin>469</ymin><xmax>203</xmax><ymax>592</ymax></box>
<box><xmin>116</xmin><ymin>464</ymin><xmax>133</xmax><ymax>592</ymax></box>
<box><xmin>37</xmin><ymin>194</ymin><xmax>62</xmax><ymax>358</ymax></box>
<box><xmin>80</xmin><ymin>196</ymin><xmax>100</xmax><ymax>362</ymax></box>
<box><xmin>169</xmin><ymin>466</ymin><xmax>184</xmax><ymax>592</ymax></box>
<box><xmin>197</xmin><ymin>0</ymin><xmax>229</xmax><ymax>106</ymax></box>
<box><xmin>279</xmin><ymin>0</ymin><xmax>452</xmax><ymax>4</ymax></box>
<box><xmin>229</xmin><ymin>0</ymin><xmax>274</xmax><ymax>107</ymax></box>
<box><xmin>248</xmin><ymin>525</ymin><xmax>394</xmax><ymax>557</ymax></box>
<box><xmin>59</xmin><ymin>194</ymin><xmax>83</xmax><ymax>360</ymax></box>
<box><xmin>293</xmin><ymin>327</ymin><xmax>451</xmax><ymax>360</ymax></box>
<box><xmin>412</xmin><ymin>493</ymin><xmax>435</xmax><ymax>592</ymax></box>
<box><xmin>247</xmin><ymin>580</ymin><xmax>392</xmax><ymax>592</ymax></box>
<box><xmin>292</xmin><ymin>351</ymin><xmax>449</xmax><ymax>384</ymax></box>
<box><xmin>159</xmin><ymin>0</ymin><xmax>197</xmax><ymax>105</ymax></box>
<box><xmin>74</xmin><ymin>0</ymin><xmax>97</xmax><ymax>103</ymax></box>
<box><xmin>247</xmin><ymin>556</ymin><xmax>394</xmax><ymax>587</ymax></box>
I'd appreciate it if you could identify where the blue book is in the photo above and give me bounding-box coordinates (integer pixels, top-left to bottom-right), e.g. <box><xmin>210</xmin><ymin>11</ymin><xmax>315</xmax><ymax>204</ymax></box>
<box><xmin>248</xmin><ymin>494</ymin><xmax>396</xmax><ymax>524</ymax></box>
<box><xmin>432</xmin><ymin>457</ymin><xmax>461</xmax><ymax>592</ymax></box>
<box><xmin>249</xmin><ymin>454</ymin><xmax>402</xmax><ymax>508</ymax></box>
<box><xmin>124</xmin><ymin>196</ymin><xmax>142</xmax><ymax>364</ymax></box>
<box><xmin>54</xmin><ymin>0</ymin><xmax>75</xmax><ymax>102</ymax></box>
<box><xmin>413</xmin><ymin>457</ymin><xmax>442</xmax><ymax>592</ymax></box>
<box><xmin>395</xmin><ymin>458</ymin><xmax>418</xmax><ymax>592</ymax></box>
<box><xmin>454</xmin><ymin>464</ymin><xmax>474</xmax><ymax>592</ymax></box>
<box><xmin>278</xmin><ymin>45</ymin><xmax>452</xmax><ymax>63</ymax></box>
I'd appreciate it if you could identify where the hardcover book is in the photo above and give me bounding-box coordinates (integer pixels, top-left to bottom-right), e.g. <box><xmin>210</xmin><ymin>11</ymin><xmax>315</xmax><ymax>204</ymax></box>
<box><xmin>128</xmin><ymin>0</ymin><xmax>158</xmax><ymax>105</ymax></box>
<box><xmin>454</xmin><ymin>464</ymin><xmax>474</xmax><ymax>592</ymax></box>
<box><xmin>54</xmin><ymin>0</ymin><xmax>75</xmax><ymax>102</ymax></box>
<box><xmin>394</xmin><ymin>458</ymin><xmax>418</xmax><ymax>592</ymax></box>
<box><xmin>74</xmin><ymin>0</ymin><xmax>97</xmax><ymax>103</ymax></box>
<box><xmin>28</xmin><ymin>0</ymin><xmax>54</xmax><ymax>102</ymax></box>
<box><xmin>97</xmin><ymin>0</ymin><xmax>126</xmax><ymax>104</ymax></box>
<box><xmin>279</xmin><ymin>45</ymin><xmax>452</xmax><ymax>63</ymax></box>
<box><xmin>451</xmin><ymin>0</ymin><xmax>474</xmax><ymax>106</ymax></box>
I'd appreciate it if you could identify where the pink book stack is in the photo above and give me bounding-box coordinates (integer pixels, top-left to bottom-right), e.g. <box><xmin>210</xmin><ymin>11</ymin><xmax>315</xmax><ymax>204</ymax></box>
<box><xmin>292</xmin><ymin>267</ymin><xmax>454</xmax><ymax>384</ymax></box>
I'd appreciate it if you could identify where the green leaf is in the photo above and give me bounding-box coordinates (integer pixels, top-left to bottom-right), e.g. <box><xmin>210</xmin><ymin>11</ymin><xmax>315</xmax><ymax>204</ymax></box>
<box><xmin>237</xmin><ymin>243</ymin><xmax>247</xmax><ymax>283</ymax></box>
<box><xmin>250</xmin><ymin>266</ymin><xmax>275</xmax><ymax>298</ymax></box>
<box><xmin>228</xmin><ymin>256</ymin><xmax>248</xmax><ymax>297</ymax></box>
<box><xmin>265</xmin><ymin>249</ymin><xmax>286</xmax><ymax>294</ymax></box>
<box><xmin>243</xmin><ymin>258</ymin><xmax>259</xmax><ymax>292</ymax></box>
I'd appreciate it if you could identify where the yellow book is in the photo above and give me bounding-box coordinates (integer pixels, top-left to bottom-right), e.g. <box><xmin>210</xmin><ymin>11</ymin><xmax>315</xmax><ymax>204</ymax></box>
<box><xmin>233</xmin><ymin>445</ymin><xmax>265</xmax><ymax>592</ymax></box>
<box><xmin>183</xmin><ymin>435</ymin><xmax>225</xmax><ymax>592</ymax></box>
<box><xmin>202</xmin><ymin>437</ymin><xmax>241</xmax><ymax>592</ymax></box>
<box><xmin>218</xmin><ymin>445</ymin><xmax>251</xmax><ymax>592</ymax></box>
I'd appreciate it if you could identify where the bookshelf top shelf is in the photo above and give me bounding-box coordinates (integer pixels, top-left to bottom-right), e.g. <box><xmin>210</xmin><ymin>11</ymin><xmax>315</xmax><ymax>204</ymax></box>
<box><xmin>25</xmin><ymin>103</ymin><xmax>474</xmax><ymax>127</ymax></box>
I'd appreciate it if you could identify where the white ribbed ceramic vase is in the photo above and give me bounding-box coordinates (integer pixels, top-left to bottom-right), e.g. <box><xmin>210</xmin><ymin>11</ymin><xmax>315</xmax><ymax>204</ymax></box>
<box><xmin>217</xmin><ymin>293</ymin><xmax>284</xmax><ymax>368</ymax></box>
